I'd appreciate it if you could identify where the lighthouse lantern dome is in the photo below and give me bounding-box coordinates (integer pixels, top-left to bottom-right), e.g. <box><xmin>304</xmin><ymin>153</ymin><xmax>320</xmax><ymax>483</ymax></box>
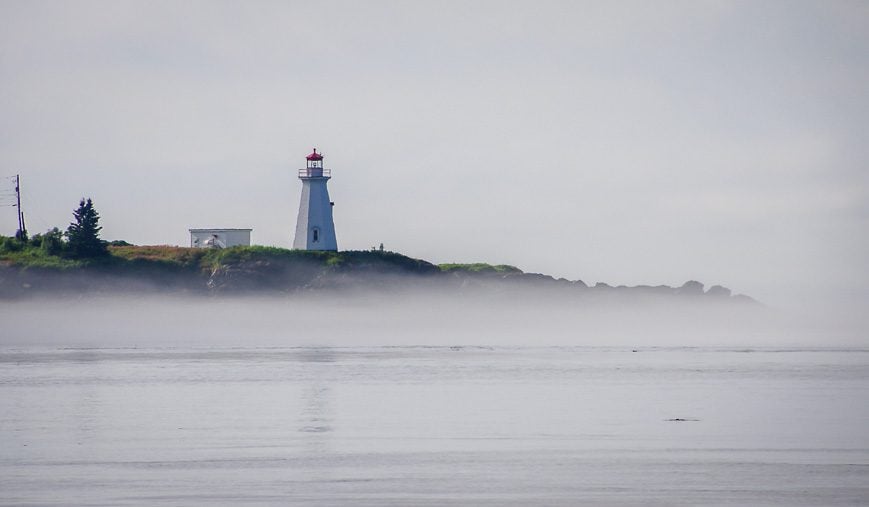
<box><xmin>306</xmin><ymin>148</ymin><xmax>324</xmax><ymax>169</ymax></box>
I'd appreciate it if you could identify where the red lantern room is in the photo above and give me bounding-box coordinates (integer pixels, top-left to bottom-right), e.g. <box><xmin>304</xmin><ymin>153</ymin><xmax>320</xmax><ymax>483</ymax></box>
<box><xmin>306</xmin><ymin>148</ymin><xmax>324</xmax><ymax>169</ymax></box>
<box><xmin>300</xmin><ymin>148</ymin><xmax>330</xmax><ymax>179</ymax></box>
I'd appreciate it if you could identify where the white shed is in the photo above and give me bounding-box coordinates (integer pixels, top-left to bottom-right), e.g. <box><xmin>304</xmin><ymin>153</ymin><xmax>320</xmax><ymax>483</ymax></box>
<box><xmin>189</xmin><ymin>228</ymin><xmax>252</xmax><ymax>249</ymax></box>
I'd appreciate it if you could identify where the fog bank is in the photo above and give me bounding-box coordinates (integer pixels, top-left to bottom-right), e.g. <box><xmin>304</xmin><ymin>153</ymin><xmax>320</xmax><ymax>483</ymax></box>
<box><xmin>1</xmin><ymin>292</ymin><xmax>864</xmax><ymax>349</ymax></box>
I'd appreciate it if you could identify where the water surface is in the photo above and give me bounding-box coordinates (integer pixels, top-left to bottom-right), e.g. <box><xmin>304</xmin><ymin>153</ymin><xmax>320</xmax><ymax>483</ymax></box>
<box><xmin>2</xmin><ymin>346</ymin><xmax>868</xmax><ymax>506</ymax></box>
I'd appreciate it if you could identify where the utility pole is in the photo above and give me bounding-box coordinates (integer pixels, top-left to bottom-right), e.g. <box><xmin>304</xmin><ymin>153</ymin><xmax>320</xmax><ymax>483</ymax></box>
<box><xmin>15</xmin><ymin>174</ymin><xmax>26</xmax><ymax>240</ymax></box>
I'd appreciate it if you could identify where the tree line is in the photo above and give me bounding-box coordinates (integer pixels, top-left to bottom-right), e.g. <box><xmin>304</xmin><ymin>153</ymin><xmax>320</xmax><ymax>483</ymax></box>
<box><xmin>2</xmin><ymin>198</ymin><xmax>114</xmax><ymax>259</ymax></box>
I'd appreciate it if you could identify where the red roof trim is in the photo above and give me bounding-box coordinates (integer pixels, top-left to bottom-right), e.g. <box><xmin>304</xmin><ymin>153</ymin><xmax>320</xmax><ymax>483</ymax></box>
<box><xmin>306</xmin><ymin>148</ymin><xmax>323</xmax><ymax>161</ymax></box>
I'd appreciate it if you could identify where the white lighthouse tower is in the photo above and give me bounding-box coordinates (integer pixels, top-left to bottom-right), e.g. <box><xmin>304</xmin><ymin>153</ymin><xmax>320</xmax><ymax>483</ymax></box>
<box><xmin>293</xmin><ymin>148</ymin><xmax>338</xmax><ymax>251</ymax></box>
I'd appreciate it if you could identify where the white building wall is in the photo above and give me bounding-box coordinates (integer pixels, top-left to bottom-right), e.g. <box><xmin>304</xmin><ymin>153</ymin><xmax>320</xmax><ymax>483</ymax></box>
<box><xmin>223</xmin><ymin>230</ymin><xmax>251</xmax><ymax>247</ymax></box>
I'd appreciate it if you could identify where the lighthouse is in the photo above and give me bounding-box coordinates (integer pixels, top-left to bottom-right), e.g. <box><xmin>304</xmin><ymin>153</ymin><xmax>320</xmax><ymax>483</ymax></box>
<box><xmin>293</xmin><ymin>148</ymin><xmax>338</xmax><ymax>251</ymax></box>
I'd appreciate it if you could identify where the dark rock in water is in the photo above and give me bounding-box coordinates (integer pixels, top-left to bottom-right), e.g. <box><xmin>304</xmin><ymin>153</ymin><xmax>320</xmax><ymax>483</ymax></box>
<box><xmin>677</xmin><ymin>280</ymin><xmax>704</xmax><ymax>296</ymax></box>
<box><xmin>706</xmin><ymin>285</ymin><xmax>732</xmax><ymax>297</ymax></box>
<box><xmin>665</xmin><ymin>418</ymin><xmax>700</xmax><ymax>422</ymax></box>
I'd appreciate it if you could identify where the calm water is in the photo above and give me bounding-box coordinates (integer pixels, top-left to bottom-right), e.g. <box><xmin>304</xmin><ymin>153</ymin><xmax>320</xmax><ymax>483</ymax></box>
<box><xmin>1</xmin><ymin>346</ymin><xmax>868</xmax><ymax>506</ymax></box>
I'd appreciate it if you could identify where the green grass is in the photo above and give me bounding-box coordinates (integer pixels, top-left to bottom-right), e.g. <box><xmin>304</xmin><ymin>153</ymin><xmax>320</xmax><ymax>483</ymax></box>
<box><xmin>109</xmin><ymin>245</ymin><xmax>207</xmax><ymax>268</ymax></box>
<box><xmin>204</xmin><ymin>246</ymin><xmax>339</xmax><ymax>265</ymax></box>
<box><xmin>334</xmin><ymin>250</ymin><xmax>440</xmax><ymax>273</ymax></box>
<box><xmin>438</xmin><ymin>263</ymin><xmax>522</xmax><ymax>274</ymax></box>
<box><xmin>2</xmin><ymin>238</ymin><xmax>461</xmax><ymax>278</ymax></box>
<box><xmin>106</xmin><ymin>245</ymin><xmax>438</xmax><ymax>275</ymax></box>
<box><xmin>0</xmin><ymin>247</ymin><xmax>83</xmax><ymax>269</ymax></box>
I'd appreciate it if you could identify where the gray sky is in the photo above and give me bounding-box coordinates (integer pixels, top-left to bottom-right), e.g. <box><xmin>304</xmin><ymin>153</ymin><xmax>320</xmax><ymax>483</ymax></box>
<box><xmin>1</xmin><ymin>0</ymin><xmax>867</xmax><ymax>308</ymax></box>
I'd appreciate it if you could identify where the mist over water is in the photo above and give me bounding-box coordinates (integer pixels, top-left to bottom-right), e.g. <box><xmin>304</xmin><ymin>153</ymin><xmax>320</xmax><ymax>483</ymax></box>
<box><xmin>1</xmin><ymin>291</ymin><xmax>864</xmax><ymax>349</ymax></box>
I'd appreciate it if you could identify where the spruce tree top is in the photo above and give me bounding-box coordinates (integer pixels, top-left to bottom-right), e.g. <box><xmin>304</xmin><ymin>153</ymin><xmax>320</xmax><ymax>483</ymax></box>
<box><xmin>67</xmin><ymin>198</ymin><xmax>107</xmax><ymax>258</ymax></box>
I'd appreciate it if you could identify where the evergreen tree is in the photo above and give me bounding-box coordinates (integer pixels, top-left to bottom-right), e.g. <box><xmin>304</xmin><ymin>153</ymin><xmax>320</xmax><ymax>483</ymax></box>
<box><xmin>66</xmin><ymin>198</ymin><xmax>107</xmax><ymax>258</ymax></box>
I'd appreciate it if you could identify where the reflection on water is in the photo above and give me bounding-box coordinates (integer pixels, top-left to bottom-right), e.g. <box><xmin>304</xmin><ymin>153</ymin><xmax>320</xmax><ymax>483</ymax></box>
<box><xmin>299</xmin><ymin>385</ymin><xmax>332</xmax><ymax>435</ymax></box>
<box><xmin>298</xmin><ymin>348</ymin><xmax>334</xmax><ymax>459</ymax></box>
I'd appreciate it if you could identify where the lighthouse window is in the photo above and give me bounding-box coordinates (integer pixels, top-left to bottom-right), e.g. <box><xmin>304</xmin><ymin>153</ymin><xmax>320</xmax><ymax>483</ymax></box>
<box><xmin>312</xmin><ymin>228</ymin><xmax>320</xmax><ymax>243</ymax></box>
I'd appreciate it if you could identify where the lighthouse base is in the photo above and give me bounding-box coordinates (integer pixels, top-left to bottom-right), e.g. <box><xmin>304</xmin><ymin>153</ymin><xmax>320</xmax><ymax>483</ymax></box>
<box><xmin>293</xmin><ymin>178</ymin><xmax>337</xmax><ymax>251</ymax></box>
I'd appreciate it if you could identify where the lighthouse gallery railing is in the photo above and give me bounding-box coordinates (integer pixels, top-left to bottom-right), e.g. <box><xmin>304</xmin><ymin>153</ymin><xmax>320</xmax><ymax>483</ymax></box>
<box><xmin>298</xmin><ymin>168</ymin><xmax>332</xmax><ymax>178</ymax></box>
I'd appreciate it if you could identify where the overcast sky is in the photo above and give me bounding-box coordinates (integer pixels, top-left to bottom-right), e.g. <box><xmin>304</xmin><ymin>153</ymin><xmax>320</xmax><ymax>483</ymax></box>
<box><xmin>1</xmin><ymin>0</ymin><xmax>867</xmax><ymax>308</ymax></box>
